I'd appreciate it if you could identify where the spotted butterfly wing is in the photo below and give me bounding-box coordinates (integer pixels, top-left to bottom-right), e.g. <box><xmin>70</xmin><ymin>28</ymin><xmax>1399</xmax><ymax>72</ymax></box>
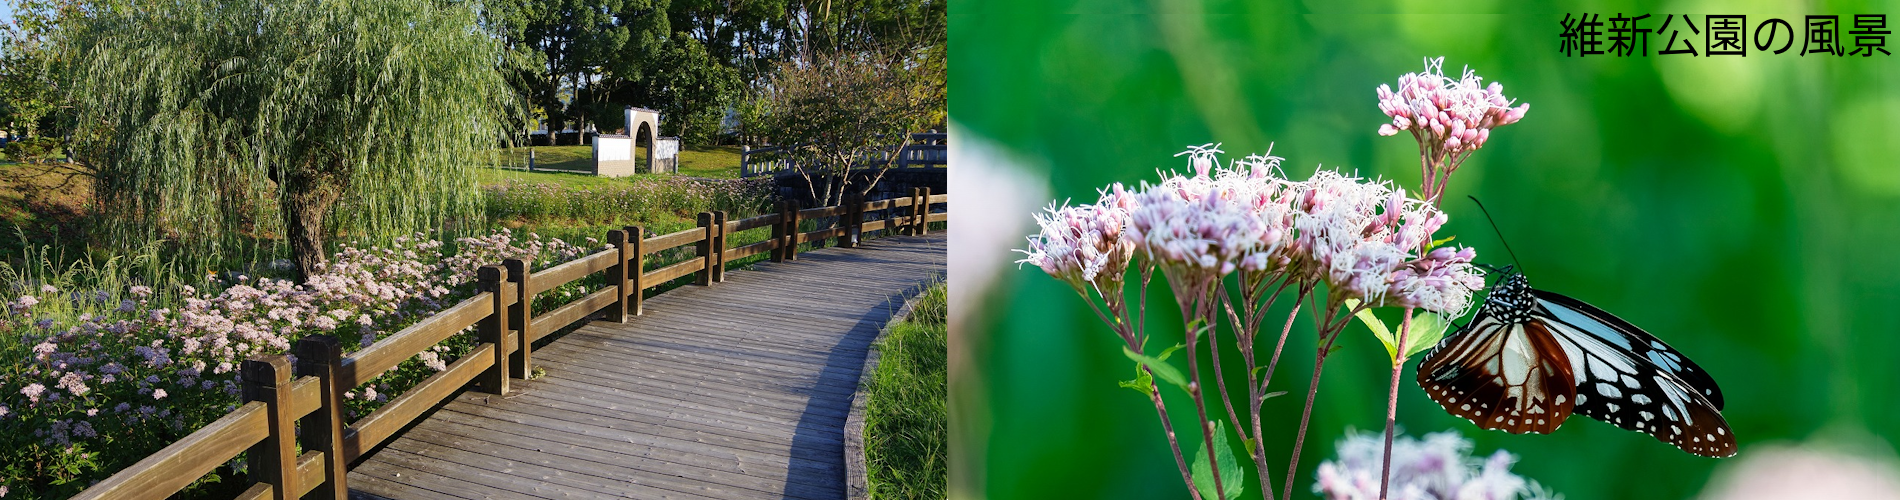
<box><xmin>1531</xmin><ymin>289</ymin><xmax>1735</xmax><ymax>457</ymax></box>
<box><xmin>1416</xmin><ymin>271</ymin><xmax>1736</xmax><ymax>458</ymax></box>
<box><xmin>1415</xmin><ymin>312</ymin><xmax>1576</xmax><ymax>434</ymax></box>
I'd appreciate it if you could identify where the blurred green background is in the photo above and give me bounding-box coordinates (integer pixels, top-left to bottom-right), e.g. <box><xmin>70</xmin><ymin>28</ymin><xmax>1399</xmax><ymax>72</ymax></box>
<box><xmin>950</xmin><ymin>2</ymin><xmax>1900</xmax><ymax>499</ymax></box>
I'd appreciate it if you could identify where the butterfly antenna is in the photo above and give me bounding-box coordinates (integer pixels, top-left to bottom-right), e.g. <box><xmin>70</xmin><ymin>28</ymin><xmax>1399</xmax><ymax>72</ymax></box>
<box><xmin>1468</xmin><ymin>196</ymin><xmax>1523</xmax><ymax>271</ymax></box>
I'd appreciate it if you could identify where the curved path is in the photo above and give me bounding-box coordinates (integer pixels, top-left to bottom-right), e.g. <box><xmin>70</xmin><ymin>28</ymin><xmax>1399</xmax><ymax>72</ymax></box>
<box><xmin>347</xmin><ymin>232</ymin><xmax>946</xmax><ymax>499</ymax></box>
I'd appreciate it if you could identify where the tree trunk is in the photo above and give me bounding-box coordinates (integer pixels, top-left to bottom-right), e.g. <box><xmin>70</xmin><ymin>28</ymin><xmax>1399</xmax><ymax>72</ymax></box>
<box><xmin>281</xmin><ymin>170</ymin><xmax>343</xmax><ymax>282</ymax></box>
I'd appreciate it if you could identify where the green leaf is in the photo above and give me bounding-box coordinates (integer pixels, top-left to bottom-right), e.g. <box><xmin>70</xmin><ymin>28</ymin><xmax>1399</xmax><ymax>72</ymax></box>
<box><xmin>1429</xmin><ymin>235</ymin><xmax>1456</xmax><ymax>249</ymax></box>
<box><xmin>1347</xmin><ymin>299</ymin><xmax>1399</xmax><ymax>362</ymax></box>
<box><xmin>1155</xmin><ymin>342</ymin><xmax>1186</xmax><ymax>362</ymax></box>
<box><xmin>1262</xmin><ymin>390</ymin><xmax>1287</xmax><ymax>400</ymax></box>
<box><xmin>1400</xmin><ymin>312</ymin><xmax>1450</xmax><ymax>360</ymax></box>
<box><xmin>1123</xmin><ymin>346</ymin><xmax>1189</xmax><ymax>390</ymax></box>
<box><xmin>1190</xmin><ymin>420</ymin><xmax>1245</xmax><ymax>500</ymax></box>
<box><xmin>1118</xmin><ymin>363</ymin><xmax>1155</xmax><ymax>395</ymax></box>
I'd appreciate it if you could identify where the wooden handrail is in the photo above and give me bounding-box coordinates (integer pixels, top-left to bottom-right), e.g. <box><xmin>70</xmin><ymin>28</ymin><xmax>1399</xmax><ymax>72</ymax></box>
<box><xmin>71</xmin><ymin>191</ymin><xmax>950</xmax><ymax>500</ymax></box>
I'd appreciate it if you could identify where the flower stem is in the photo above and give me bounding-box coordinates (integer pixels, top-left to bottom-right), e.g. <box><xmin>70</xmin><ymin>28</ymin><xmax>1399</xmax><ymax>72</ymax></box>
<box><xmin>1184</xmin><ymin>298</ymin><xmax>1227</xmax><ymax>500</ymax></box>
<box><xmin>1282</xmin><ymin>303</ymin><xmax>1350</xmax><ymax>500</ymax></box>
<box><xmin>1147</xmin><ymin>365</ymin><xmax>1205</xmax><ymax>500</ymax></box>
<box><xmin>1379</xmin><ymin>308</ymin><xmax>1414</xmax><ymax>500</ymax></box>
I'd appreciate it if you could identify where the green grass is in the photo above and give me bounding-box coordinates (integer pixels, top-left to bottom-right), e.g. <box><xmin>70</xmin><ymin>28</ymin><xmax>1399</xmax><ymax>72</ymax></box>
<box><xmin>863</xmin><ymin>282</ymin><xmax>947</xmax><ymax>500</ymax></box>
<box><xmin>491</xmin><ymin>144</ymin><xmax>743</xmax><ymax>178</ymax></box>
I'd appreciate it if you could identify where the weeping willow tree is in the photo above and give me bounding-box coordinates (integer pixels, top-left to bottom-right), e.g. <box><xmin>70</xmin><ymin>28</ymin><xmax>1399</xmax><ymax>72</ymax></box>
<box><xmin>62</xmin><ymin>0</ymin><xmax>518</xmax><ymax>280</ymax></box>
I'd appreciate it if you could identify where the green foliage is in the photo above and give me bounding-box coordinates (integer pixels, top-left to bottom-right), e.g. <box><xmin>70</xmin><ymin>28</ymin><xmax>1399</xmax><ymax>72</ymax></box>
<box><xmin>62</xmin><ymin>0</ymin><xmax>520</xmax><ymax>278</ymax></box>
<box><xmin>0</xmin><ymin>0</ymin><xmax>87</xmax><ymax>137</ymax></box>
<box><xmin>2</xmin><ymin>136</ymin><xmax>62</xmax><ymax>163</ymax></box>
<box><xmin>486</xmin><ymin>0</ymin><xmax>672</xmax><ymax>133</ymax></box>
<box><xmin>1190</xmin><ymin>420</ymin><xmax>1244</xmax><ymax>500</ymax></box>
<box><xmin>864</xmin><ymin>282</ymin><xmax>946</xmax><ymax>500</ymax></box>
<box><xmin>1123</xmin><ymin>342</ymin><xmax>1189</xmax><ymax>392</ymax></box>
<box><xmin>1348</xmin><ymin>299</ymin><xmax>1451</xmax><ymax>365</ymax></box>
<box><xmin>751</xmin><ymin>49</ymin><xmax>943</xmax><ymax>205</ymax></box>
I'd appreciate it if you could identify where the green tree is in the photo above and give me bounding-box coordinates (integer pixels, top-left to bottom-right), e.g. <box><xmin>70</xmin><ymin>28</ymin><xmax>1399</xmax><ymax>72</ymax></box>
<box><xmin>63</xmin><ymin>0</ymin><xmax>519</xmax><ymax>280</ymax></box>
<box><xmin>487</xmin><ymin>0</ymin><xmax>669</xmax><ymax>134</ymax></box>
<box><xmin>0</xmin><ymin>0</ymin><xmax>94</xmax><ymax>138</ymax></box>
<box><xmin>754</xmin><ymin>49</ymin><xmax>942</xmax><ymax>207</ymax></box>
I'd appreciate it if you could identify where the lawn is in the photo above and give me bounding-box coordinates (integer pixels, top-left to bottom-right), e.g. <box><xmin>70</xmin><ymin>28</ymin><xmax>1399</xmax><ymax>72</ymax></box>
<box><xmin>863</xmin><ymin>282</ymin><xmax>948</xmax><ymax>500</ymax></box>
<box><xmin>491</xmin><ymin>144</ymin><xmax>744</xmax><ymax>179</ymax></box>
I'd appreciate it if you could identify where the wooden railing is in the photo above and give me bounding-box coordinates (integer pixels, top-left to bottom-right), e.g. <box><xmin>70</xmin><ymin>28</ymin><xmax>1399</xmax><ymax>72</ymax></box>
<box><xmin>70</xmin><ymin>188</ymin><xmax>948</xmax><ymax>500</ymax></box>
<box><xmin>740</xmin><ymin>132</ymin><xmax>949</xmax><ymax>177</ymax></box>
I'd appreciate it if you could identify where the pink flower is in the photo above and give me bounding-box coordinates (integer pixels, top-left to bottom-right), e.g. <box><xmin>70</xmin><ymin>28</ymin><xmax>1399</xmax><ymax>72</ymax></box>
<box><xmin>58</xmin><ymin>372</ymin><xmax>90</xmax><ymax>396</ymax></box>
<box><xmin>21</xmin><ymin>383</ymin><xmax>45</xmax><ymax>403</ymax></box>
<box><xmin>153</xmin><ymin>389</ymin><xmax>167</xmax><ymax>400</ymax></box>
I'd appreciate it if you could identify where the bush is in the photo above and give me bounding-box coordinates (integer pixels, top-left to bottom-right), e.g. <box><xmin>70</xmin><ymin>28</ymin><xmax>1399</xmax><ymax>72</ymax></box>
<box><xmin>3</xmin><ymin>137</ymin><xmax>63</xmax><ymax>164</ymax></box>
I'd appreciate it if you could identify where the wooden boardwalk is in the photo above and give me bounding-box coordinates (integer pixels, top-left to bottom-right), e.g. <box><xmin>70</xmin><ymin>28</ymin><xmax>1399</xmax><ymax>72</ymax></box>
<box><xmin>346</xmin><ymin>233</ymin><xmax>946</xmax><ymax>500</ymax></box>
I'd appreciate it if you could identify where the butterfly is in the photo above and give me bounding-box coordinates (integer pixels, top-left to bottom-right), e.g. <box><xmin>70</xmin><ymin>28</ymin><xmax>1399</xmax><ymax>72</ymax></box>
<box><xmin>1413</xmin><ymin>267</ymin><xmax>1736</xmax><ymax>458</ymax></box>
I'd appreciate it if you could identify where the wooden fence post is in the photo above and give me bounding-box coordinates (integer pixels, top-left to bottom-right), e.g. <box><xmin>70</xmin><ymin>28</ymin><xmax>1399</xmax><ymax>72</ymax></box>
<box><xmin>912</xmin><ymin>188</ymin><xmax>927</xmax><ymax>237</ymax></box>
<box><xmin>714</xmin><ymin>210</ymin><xmax>729</xmax><ymax>283</ymax></box>
<box><xmin>503</xmin><ymin>258</ymin><xmax>533</xmax><ymax>379</ymax></box>
<box><xmin>295</xmin><ymin>336</ymin><xmax>347</xmax><ymax>499</ymax></box>
<box><xmin>627</xmin><ymin>226</ymin><xmax>645</xmax><ymax>315</ymax></box>
<box><xmin>919</xmin><ymin>187</ymin><xmax>932</xmax><ymax>236</ymax></box>
<box><xmin>697</xmin><ymin>212</ymin><xmax>715</xmax><ymax>286</ymax></box>
<box><xmin>784</xmin><ymin>201</ymin><xmax>801</xmax><ymax>261</ymax></box>
<box><xmin>242</xmin><ymin>355</ymin><xmax>297</xmax><ymax>500</ymax></box>
<box><xmin>477</xmin><ymin>265</ymin><xmax>510</xmax><ymax>395</ymax></box>
<box><xmin>840</xmin><ymin>193</ymin><xmax>859</xmax><ymax>249</ymax></box>
<box><xmin>608</xmin><ymin>229</ymin><xmax>630</xmax><ymax>322</ymax></box>
<box><xmin>770</xmin><ymin>201</ymin><xmax>787</xmax><ymax>262</ymax></box>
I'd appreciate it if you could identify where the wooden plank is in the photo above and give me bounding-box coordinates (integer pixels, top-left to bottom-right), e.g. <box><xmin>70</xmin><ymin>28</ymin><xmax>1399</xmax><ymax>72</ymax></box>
<box><xmin>644</xmin><ymin>259</ymin><xmax>704</xmax><ymax>285</ymax></box>
<box><xmin>343</xmin><ymin>293</ymin><xmax>494</xmax><ymax>388</ymax></box>
<box><xmin>399</xmin><ymin>420</ymin><xmax>825</xmax><ymax>499</ymax></box>
<box><xmin>514</xmin><ymin>364</ymin><xmax>849</xmax><ymax>428</ymax></box>
<box><xmin>528</xmin><ymin>250</ymin><xmax>617</xmax><ymax>295</ymax></box>
<box><xmin>340</xmin><ymin>232</ymin><xmax>946</xmax><ymax>500</ymax></box>
<box><xmin>344</xmin><ymin>343</ymin><xmax>494</xmax><ymax>462</ymax></box>
<box><xmin>798</xmin><ymin>206</ymin><xmax>846</xmax><ymax>218</ymax></box>
<box><xmin>541</xmin><ymin>335</ymin><xmax>866</xmax><ymax>393</ymax></box>
<box><xmin>529</xmin><ymin>287</ymin><xmax>618</xmax><ymax>338</ymax></box>
<box><xmin>927</xmin><ymin>212</ymin><xmax>947</xmax><ymax>223</ymax></box>
<box><xmin>643</xmin><ymin>227</ymin><xmax>705</xmax><ymax>255</ymax></box>
<box><xmin>495</xmin><ymin>372</ymin><xmax>849</xmax><ymax>436</ymax></box>
<box><xmin>364</xmin><ymin>447</ymin><xmax>625</xmax><ymax>500</ymax></box>
<box><xmin>928</xmin><ymin>193</ymin><xmax>948</xmax><ymax>204</ymax></box>
<box><xmin>70</xmin><ymin>403</ymin><xmax>269</xmax><ymax>500</ymax></box>
<box><xmin>531</xmin><ymin>354</ymin><xmax>855</xmax><ymax>412</ymax></box>
<box><xmin>727</xmin><ymin>212</ymin><xmax>781</xmax><ymax>233</ymax></box>
<box><xmin>724</xmin><ymin>239</ymin><xmax>778</xmax><ymax>260</ymax></box>
<box><xmin>431</xmin><ymin>399</ymin><xmax>845</xmax><ymax>486</ymax></box>
<box><xmin>799</xmin><ymin>227</ymin><xmax>847</xmax><ymax>243</ymax></box>
<box><xmin>445</xmin><ymin>389</ymin><xmax>823</xmax><ymax>455</ymax></box>
<box><xmin>351</xmin><ymin>459</ymin><xmax>491</xmax><ymax>499</ymax></box>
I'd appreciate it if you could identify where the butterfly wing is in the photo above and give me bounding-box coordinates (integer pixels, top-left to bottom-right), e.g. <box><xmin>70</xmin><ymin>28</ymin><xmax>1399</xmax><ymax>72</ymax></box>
<box><xmin>1535</xmin><ymin>292</ymin><xmax>1737</xmax><ymax>458</ymax></box>
<box><xmin>1534</xmin><ymin>289</ymin><xmax>1726</xmax><ymax>409</ymax></box>
<box><xmin>1416</xmin><ymin>314</ymin><xmax>1577</xmax><ymax>434</ymax></box>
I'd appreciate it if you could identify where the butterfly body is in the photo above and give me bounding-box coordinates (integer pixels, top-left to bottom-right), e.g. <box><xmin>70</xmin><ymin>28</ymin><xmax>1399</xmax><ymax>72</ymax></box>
<box><xmin>1416</xmin><ymin>271</ymin><xmax>1737</xmax><ymax>458</ymax></box>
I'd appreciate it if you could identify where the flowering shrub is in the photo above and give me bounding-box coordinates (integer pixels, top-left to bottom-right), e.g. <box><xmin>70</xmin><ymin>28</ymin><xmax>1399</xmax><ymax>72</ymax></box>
<box><xmin>1315</xmin><ymin>430</ymin><xmax>1558</xmax><ymax>500</ymax></box>
<box><xmin>1017</xmin><ymin>57</ymin><xmax>1526</xmax><ymax>500</ymax></box>
<box><xmin>0</xmin><ymin>229</ymin><xmax>600</xmax><ymax>499</ymax></box>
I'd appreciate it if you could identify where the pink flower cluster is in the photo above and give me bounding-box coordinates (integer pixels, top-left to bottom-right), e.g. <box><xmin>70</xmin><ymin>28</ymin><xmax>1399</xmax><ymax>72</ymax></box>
<box><xmin>1376</xmin><ymin>57</ymin><xmax>1528</xmax><ymax>155</ymax></box>
<box><xmin>1315</xmin><ymin>430</ymin><xmax>1557</xmax><ymax>500</ymax></box>
<box><xmin>1020</xmin><ymin>146</ymin><xmax>1483</xmax><ymax>316</ymax></box>
<box><xmin>0</xmin><ymin>228</ymin><xmax>601</xmax><ymax>479</ymax></box>
<box><xmin>1017</xmin><ymin>185</ymin><xmax>1137</xmax><ymax>296</ymax></box>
